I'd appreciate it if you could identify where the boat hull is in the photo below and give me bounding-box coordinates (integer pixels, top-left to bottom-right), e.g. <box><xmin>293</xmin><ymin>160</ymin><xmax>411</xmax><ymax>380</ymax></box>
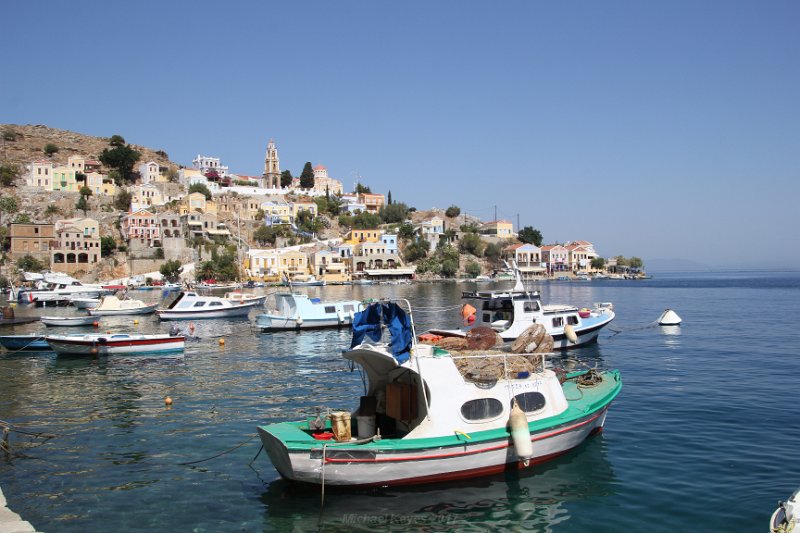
<box><xmin>0</xmin><ymin>335</ymin><xmax>49</xmax><ymax>351</ymax></box>
<box><xmin>256</xmin><ymin>314</ymin><xmax>353</xmax><ymax>331</ymax></box>
<box><xmin>88</xmin><ymin>304</ymin><xmax>158</xmax><ymax>316</ymax></box>
<box><xmin>41</xmin><ymin>316</ymin><xmax>97</xmax><ymax>327</ymax></box>
<box><xmin>156</xmin><ymin>303</ymin><xmax>258</xmax><ymax>320</ymax></box>
<box><xmin>258</xmin><ymin>407</ymin><xmax>609</xmax><ymax>487</ymax></box>
<box><xmin>45</xmin><ymin>335</ymin><xmax>185</xmax><ymax>355</ymax></box>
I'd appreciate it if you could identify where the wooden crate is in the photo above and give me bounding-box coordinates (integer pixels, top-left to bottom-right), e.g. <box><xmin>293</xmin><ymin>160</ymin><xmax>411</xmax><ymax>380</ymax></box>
<box><xmin>385</xmin><ymin>382</ymin><xmax>417</xmax><ymax>421</ymax></box>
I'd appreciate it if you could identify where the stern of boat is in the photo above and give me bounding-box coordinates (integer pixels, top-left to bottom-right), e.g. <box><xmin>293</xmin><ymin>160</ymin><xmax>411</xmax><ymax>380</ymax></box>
<box><xmin>257</xmin><ymin>425</ymin><xmax>297</xmax><ymax>481</ymax></box>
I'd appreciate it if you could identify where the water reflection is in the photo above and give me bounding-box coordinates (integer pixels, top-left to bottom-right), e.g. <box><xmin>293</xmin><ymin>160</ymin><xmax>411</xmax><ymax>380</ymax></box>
<box><xmin>260</xmin><ymin>437</ymin><xmax>616</xmax><ymax>532</ymax></box>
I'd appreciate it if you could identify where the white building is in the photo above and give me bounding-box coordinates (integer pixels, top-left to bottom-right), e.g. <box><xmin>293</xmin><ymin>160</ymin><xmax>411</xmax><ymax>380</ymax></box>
<box><xmin>138</xmin><ymin>161</ymin><xmax>160</xmax><ymax>185</ymax></box>
<box><xmin>192</xmin><ymin>155</ymin><xmax>229</xmax><ymax>177</ymax></box>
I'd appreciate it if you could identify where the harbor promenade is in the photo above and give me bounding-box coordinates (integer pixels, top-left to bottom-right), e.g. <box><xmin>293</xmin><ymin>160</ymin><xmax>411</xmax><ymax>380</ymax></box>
<box><xmin>0</xmin><ymin>486</ymin><xmax>39</xmax><ymax>533</ymax></box>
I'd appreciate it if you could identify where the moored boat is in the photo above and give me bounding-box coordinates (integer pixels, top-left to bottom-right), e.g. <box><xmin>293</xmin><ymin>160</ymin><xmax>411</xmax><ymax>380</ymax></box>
<box><xmin>87</xmin><ymin>295</ymin><xmax>158</xmax><ymax>316</ymax></box>
<box><xmin>156</xmin><ymin>291</ymin><xmax>261</xmax><ymax>320</ymax></box>
<box><xmin>256</xmin><ymin>300</ymin><xmax>621</xmax><ymax>487</ymax></box>
<box><xmin>45</xmin><ymin>333</ymin><xmax>185</xmax><ymax>355</ymax></box>
<box><xmin>427</xmin><ymin>271</ymin><xmax>615</xmax><ymax>349</ymax></box>
<box><xmin>255</xmin><ymin>293</ymin><xmax>364</xmax><ymax>331</ymax></box>
<box><xmin>284</xmin><ymin>276</ymin><xmax>326</xmax><ymax>287</ymax></box>
<box><xmin>70</xmin><ymin>297</ymin><xmax>100</xmax><ymax>309</ymax></box>
<box><xmin>223</xmin><ymin>291</ymin><xmax>268</xmax><ymax>307</ymax></box>
<box><xmin>41</xmin><ymin>315</ymin><xmax>98</xmax><ymax>327</ymax></box>
<box><xmin>0</xmin><ymin>335</ymin><xmax>50</xmax><ymax>351</ymax></box>
<box><xmin>771</xmin><ymin>486</ymin><xmax>799</xmax><ymax>533</ymax></box>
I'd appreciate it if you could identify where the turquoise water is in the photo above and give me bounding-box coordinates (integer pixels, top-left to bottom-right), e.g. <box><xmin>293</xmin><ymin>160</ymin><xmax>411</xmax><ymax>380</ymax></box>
<box><xmin>1</xmin><ymin>271</ymin><xmax>799</xmax><ymax>532</ymax></box>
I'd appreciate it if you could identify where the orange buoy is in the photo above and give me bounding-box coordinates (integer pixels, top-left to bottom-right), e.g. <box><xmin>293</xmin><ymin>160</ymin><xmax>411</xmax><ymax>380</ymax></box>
<box><xmin>189</xmin><ymin>322</ymin><xmax>195</xmax><ymax>334</ymax></box>
<box><xmin>219</xmin><ymin>338</ymin><xmax>225</xmax><ymax>346</ymax></box>
<box><xmin>92</xmin><ymin>321</ymin><xmax>99</xmax><ymax>327</ymax></box>
<box><xmin>165</xmin><ymin>397</ymin><xmax>173</xmax><ymax>405</ymax></box>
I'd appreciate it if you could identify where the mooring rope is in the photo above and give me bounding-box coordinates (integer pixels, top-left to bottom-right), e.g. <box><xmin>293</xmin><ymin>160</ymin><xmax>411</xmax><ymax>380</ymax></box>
<box><xmin>177</xmin><ymin>434</ymin><xmax>259</xmax><ymax>466</ymax></box>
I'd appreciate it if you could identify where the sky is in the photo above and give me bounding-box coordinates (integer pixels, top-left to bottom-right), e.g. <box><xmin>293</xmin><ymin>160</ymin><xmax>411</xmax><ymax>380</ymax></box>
<box><xmin>2</xmin><ymin>1</ymin><xmax>798</xmax><ymax>269</ymax></box>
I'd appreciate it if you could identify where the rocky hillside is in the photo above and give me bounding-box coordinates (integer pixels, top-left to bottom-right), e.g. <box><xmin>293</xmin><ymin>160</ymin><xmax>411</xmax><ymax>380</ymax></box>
<box><xmin>0</xmin><ymin>124</ymin><xmax>177</xmax><ymax>169</ymax></box>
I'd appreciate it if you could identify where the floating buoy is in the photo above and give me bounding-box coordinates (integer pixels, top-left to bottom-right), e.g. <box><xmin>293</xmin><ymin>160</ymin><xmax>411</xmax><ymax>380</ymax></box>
<box><xmin>658</xmin><ymin>309</ymin><xmax>682</xmax><ymax>326</ymax></box>
<box><xmin>296</xmin><ymin>316</ymin><xmax>304</xmax><ymax>326</ymax></box>
<box><xmin>165</xmin><ymin>397</ymin><xmax>173</xmax><ymax>406</ymax></box>
<box><xmin>90</xmin><ymin>347</ymin><xmax>98</xmax><ymax>355</ymax></box>
<box><xmin>188</xmin><ymin>322</ymin><xmax>195</xmax><ymax>334</ymax></box>
<box><xmin>133</xmin><ymin>319</ymin><xmax>139</xmax><ymax>325</ymax></box>
<box><xmin>218</xmin><ymin>338</ymin><xmax>225</xmax><ymax>346</ymax></box>
<box><xmin>92</xmin><ymin>321</ymin><xmax>99</xmax><ymax>328</ymax></box>
<box><xmin>509</xmin><ymin>400</ymin><xmax>533</xmax><ymax>465</ymax></box>
<box><xmin>564</xmin><ymin>324</ymin><xmax>578</xmax><ymax>344</ymax></box>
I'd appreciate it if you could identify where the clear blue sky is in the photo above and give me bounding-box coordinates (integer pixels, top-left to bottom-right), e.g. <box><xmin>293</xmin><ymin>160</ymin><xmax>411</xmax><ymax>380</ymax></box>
<box><xmin>3</xmin><ymin>1</ymin><xmax>798</xmax><ymax>269</ymax></box>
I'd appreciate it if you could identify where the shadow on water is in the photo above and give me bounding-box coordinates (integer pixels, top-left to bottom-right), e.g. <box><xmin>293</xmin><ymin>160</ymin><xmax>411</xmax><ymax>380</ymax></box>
<box><xmin>259</xmin><ymin>436</ymin><xmax>616</xmax><ymax>532</ymax></box>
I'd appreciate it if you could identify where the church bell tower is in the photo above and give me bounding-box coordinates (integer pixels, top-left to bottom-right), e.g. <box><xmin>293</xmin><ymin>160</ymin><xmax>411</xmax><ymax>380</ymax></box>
<box><xmin>263</xmin><ymin>139</ymin><xmax>280</xmax><ymax>188</ymax></box>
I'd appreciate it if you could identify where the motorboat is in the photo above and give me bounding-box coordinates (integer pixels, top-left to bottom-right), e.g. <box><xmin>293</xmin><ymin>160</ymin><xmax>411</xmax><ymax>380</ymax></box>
<box><xmin>156</xmin><ymin>291</ymin><xmax>261</xmax><ymax>320</ymax></box>
<box><xmin>16</xmin><ymin>273</ymin><xmax>113</xmax><ymax>304</ymax></box>
<box><xmin>224</xmin><ymin>291</ymin><xmax>268</xmax><ymax>306</ymax></box>
<box><xmin>426</xmin><ymin>272</ymin><xmax>615</xmax><ymax>349</ymax></box>
<box><xmin>41</xmin><ymin>315</ymin><xmax>98</xmax><ymax>327</ymax></box>
<box><xmin>285</xmin><ymin>276</ymin><xmax>326</xmax><ymax>287</ymax></box>
<box><xmin>88</xmin><ymin>295</ymin><xmax>158</xmax><ymax>316</ymax></box>
<box><xmin>771</xmin><ymin>486</ymin><xmax>798</xmax><ymax>532</ymax></box>
<box><xmin>255</xmin><ymin>293</ymin><xmax>364</xmax><ymax>331</ymax></box>
<box><xmin>45</xmin><ymin>333</ymin><xmax>185</xmax><ymax>355</ymax></box>
<box><xmin>70</xmin><ymin>297</ymin><xmax>100</xmax><ymax>309</ymax></box>
<box><xmin>0</xmin><ymin>335</ymin><xmax>50</xmax><ymax>351</ymax></box>
<box><xmin>256</xmin><ymin>300</ymin><xmax>621</xmax><ymax>486</ymax></box>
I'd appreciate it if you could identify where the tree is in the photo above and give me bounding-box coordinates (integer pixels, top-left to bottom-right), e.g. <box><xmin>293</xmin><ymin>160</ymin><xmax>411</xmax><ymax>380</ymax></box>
<box><xmin>445</xmin><ymin>205</ymin><xmax>461</xmax><ymax>218</ymax></box>
<box><xmin>280</xmin><ymin>170</ymin><xmax>293</xmax><ymax>188</ymax></box>
<box><xmin>43</xmin><ymin>143</ymin><xmax>59</xmax><ymax>156</ymax></box>
<box><xmin>403</xmin><ymin>239</ymin><xmax>430</xmax><ymax>263</ymax></box>
<box><xmin>114</xmin><ymin>190</ymin><xmax>132</xmax><ymax>211</ymax></box>
<box><xmin>17</xmin><ymin>254</ymin><xmax>44</xmax><ymax>272</ymax></box>
<box><xmin>355</xmin><ymin>182</ymin><xmax>371</xmax><ymax>194</ymax></box>
<box><xmin>0</xmin><ymin>163</ymin><xmax>19</xmax><ymax>186</ymax></box>
<box><xmin>387</xmin><ymin>190</ymin><xmax>392</xmax><ymax>205</ymax></box>
<box><xmin>629</xmin><ymin>257</ymin><xmax>644</xmax><ymax>269</ymax></box>
<box><xmin>188</xmin><ymin>183</ymin><xmax>212</xmax><ymax>200</ymax></box>
<box><xmin>159</xmin><ymin>259</ymin><xmax>183</xmax><ymax>282</ymax></box>
<box><xmin>398</xmin><ymin>223</ymin><xmax>416</xmax><ymax>241</ymax></box>
<box><xmin>13</xmin><ymin>213</ymin><xmax>31</xmax><ymax>224</ymax></box>
<box><xmin>299</xmin><ymin>162</ymin><xmax>315</xmax><ymax>189</ymax></box>
<box><xmin>0</xmin><ymin>196</ymin><xmax>18</xmax><ymax>226</ymax></box>
<box><xmin>253</xmin><ymin>225</ymin><xmax>277</xmax><ymax>246</ymax></box>
<box><xmin>165</xmin><ymin>168</ymin><xmax>179</xmax><ymax>182</ymax></box>
<box><xmin>437</xmin><ymin>245</ymin><xmax>460</xmax><ymax>277</ymax></box>
<box><xmin>99</xmin><ymin>135</ymin><xmax>141</xmax><ymax>184</ymax></box>
<box><xmin>379</xmin><ymin>202</ymin><xmax>409</xmax><ymax>224</ymax></box>
<box><xmin>100</xmin><ymin>236</ymin><xmax>117</xmax><ymax>257</ymax></box>
<box><xmin>465</xmin><ymin>261</ymin><xmax>482</xmax><ymax>278</ymax></box>
<box><xmin>591</xmin><ymin>257</ymin><xmax>606</xmax><ymax>270</ymax></box>
<box><xmin>352</xmin><ymin>211</ymin><xmax>381</xmax><ymax>229</ymax></box>
<box><xmin>76</xmin><ymin>186</ymin><xmax>92</xmax><ymax>215</ymax></box>
<box><xmin>484</xmin><ymin>242</ymin><xmax>503</xmax><ymax>263</ymax></box>
<box><xmin>459</xmin><ymin>232</ymin><xmax>485</xmax><ymax>257</ymax></box>
<box><xmin>518</xmin><ymin>226</ymin><xmax>543</xmax><ymax>246</ymax></box>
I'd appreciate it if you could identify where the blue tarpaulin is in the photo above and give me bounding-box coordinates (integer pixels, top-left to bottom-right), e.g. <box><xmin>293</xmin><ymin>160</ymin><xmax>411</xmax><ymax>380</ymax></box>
<box><xmin>350</xmin><ymin>302</ymin><xmax>412</xmax><ymax>363</ymax></box>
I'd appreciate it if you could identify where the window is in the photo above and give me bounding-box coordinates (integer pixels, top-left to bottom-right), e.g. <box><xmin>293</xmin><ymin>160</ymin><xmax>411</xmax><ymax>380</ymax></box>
<box><xmin>193</xmin><ymin>302</ymin><xmax>206</xmax><ymax>307</ymax></box>
<box><xmin>512</xmin><ymin>392</ymin><xmax>546</xmax><ymax>413</ymax></box>
<box><xmin>523</xmin><ymin>301</ymin><xmax>539</xmax><ymax>312</ymax></box>
<box><xmin>460</xmin><ymin>398</ymin><xmax>504</xmax><ymax>422</ymax></box>
<box><xmin>552</xmin><ymin>317</ymin><xmax>564</xmax><ymax>328</ymax></box>
<box><xmin>324</xmin><ymin>306</ymin><xmax>335</xmax><ymax>313</ymax></box>
<box><xmin>209</xmin><ymin>302</ymin><xmax>222</xmax><ymax>307</ymax></box>
<box><xmin>567</xmin><ymin>315</ymin><xmax>579</xmax><ymax>325</ymax></box>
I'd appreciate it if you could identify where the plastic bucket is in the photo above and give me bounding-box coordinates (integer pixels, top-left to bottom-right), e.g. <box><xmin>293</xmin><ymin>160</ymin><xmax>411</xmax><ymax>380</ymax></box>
<box><xmin>356</xmin><ymin>415</ymin><xmax>376</xmax><ymax>439</ymax></box>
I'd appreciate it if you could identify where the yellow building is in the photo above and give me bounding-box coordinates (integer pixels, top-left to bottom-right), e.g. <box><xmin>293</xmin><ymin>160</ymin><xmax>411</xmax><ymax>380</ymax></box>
<box><xmin>479</xmin><ymin>220</ymin><xmax>515</xmax><ymax>239</ymax></box>
<box><xmin>346</xmin><ymin>229</ymin><xmax>382</xmax><ymax>245</ymax></box>
<box><xmin>291</xmin><ymin>201</ymin><xmax>317</xmax><ymax>222</ymax></box>
<box><xmin>179</xmin><ymin>192</ymin><xmax>217</xmax><ymax>215</ymax></box>
<box><xmin>85</xmin><ymin>172</ymin><xmax>117</xmax><ymax>196</ymax></box>
<box><xmin>51</xmin><ymin>165</ymin><xmax>79</xmax><ymax>192</ymax></box>
<box><xmin>261</xmin><ymin>201</ymin><xmax>292</xmax><ymax>225</ymax></box>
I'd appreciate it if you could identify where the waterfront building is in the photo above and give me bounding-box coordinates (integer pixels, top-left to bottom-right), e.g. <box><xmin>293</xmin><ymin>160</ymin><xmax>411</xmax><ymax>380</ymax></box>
<box><xmin>262</xmin><ymin>139</ymin><xmax>280</xmax><ymax>189</ymax></box>
<box><xmin>506</xmin><ymin>243</ymin><xmax>545</xmax><ymax>279</ymax></box>
<box><xmin>565</xmin><ymin>241</ymin><xmax>598</xmax><ymax>272</ymax></box>
<box><xmin>121</xmin><ymin>209</ymin><xmax>161</xmax><ymax>247</ymax></box>
<box><xmin>310</xmin><ymin>249</ymin><xmax>350</xmax><ymax>283</ymax></box>
<box><xmin>50</xmin><ymin>217</ymin><xmax>101</xmax><ymax>274</ymax></box>
<box><xmin>8</xmin><ymin>223</ymin><xmax>55</xmax><ymax>262</ymax></box>
<box><xmin>382</xmin><ymin>233</ymin><xmax>398</xmax><ymax>255</ymax></box>
<box><xmin>541</xmin><ymin>244</ymin><xmax>570</xmax><ymax>273</ymax></box>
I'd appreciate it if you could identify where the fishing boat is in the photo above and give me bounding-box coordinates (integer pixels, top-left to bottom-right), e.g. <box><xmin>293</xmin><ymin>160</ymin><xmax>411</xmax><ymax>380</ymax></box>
<box><xmin>156</xmin><ymin>291</ymin><xmax>261</xmax><ymax>320</ymax></box>
<box><xmin>0</xmin><ymin>335</ymin><xmax>50</xmax><ymax>351</ymax></box>
<box><xmin>256</xmin><ymin>300</ymin><xmax>621</xmax><ymax>487</ymax></box>
<box><xmin>41</xmin><ymin>315</ymin><xmax>98</xmax><ymax>327</ymax></box>
<box><xmin>255</xmin><ymin>293</ymin><xmax>364</xmax><ymax>331</ymax></box>
<box><xmin>45</xmin><ymin>333</ymin><xmax>185</xmax><ymax>355</ymax></box>
<box><xmin>88</xmin><ymin>295</ymin><xmax>158</xmax><ymax>316</ymax></box>
<box><xmin>771</xmin><ymin>487</ymin><xmax>799</xmax><ymax>532</ymax></box>
<box><xmin>426</xmin><ymin>271</ymin><xmax>615</xmax><ymax>349</ymax></box>
<box><xmin>17</xmin><ymin>274</ymin><xmax>113</xmax><ymax>304</ymax></box>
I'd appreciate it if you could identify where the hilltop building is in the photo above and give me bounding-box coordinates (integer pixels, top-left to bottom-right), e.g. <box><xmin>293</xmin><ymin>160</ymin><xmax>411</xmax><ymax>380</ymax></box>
<box><xmin>263</xmin><ymin>139</ymin><xmax>280</xmax><ymax>189</ymax></box>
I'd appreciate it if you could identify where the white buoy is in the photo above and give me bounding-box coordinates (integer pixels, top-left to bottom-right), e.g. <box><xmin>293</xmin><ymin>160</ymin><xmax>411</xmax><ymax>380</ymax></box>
<box><xmin>658</xmin><ymin>309</ymin><xmax>682</xmax><ymax>326</ymax></box>
<box><xmin>564</xmin><ymin>324</ymin><xmax>578</xmax><ymax>344</ymax></box>
<box><xmin>509</xmin><ymin>400</ymin><xmax>533</xmax><ymax>465</ymax></box>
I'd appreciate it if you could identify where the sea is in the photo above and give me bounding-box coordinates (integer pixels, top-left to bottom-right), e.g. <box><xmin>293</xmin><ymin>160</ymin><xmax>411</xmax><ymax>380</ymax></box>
<box><xmin>1</xmin><ymin>270</ymin><xmax>799</xmax><ymax>532</ymax></box>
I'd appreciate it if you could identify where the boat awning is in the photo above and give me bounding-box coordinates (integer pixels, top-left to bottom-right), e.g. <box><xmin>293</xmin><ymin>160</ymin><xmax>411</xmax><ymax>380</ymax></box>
<box><xmin>350</xmin><ymin>302</ymin><xmax>412</xmax><ymax>363</ymax></box>
<box><xmin>364</xmin><ymin>267</ymin><xmax>416</xmax><ymax>276</ymax></box>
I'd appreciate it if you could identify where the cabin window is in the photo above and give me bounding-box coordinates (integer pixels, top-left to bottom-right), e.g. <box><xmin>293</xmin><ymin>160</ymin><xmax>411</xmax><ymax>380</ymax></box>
<box><xmin>460</xmin><ymin>398</ymin><xmax>504</xmax><ymax>422</ymax></box>
<box><xmin>523</xmin><ymin>301</ymin><xmax>539</xmax><ymax>312</ymax></box>
<box><xmin>483</xmin><ymin>313</ymin><xmax>491</xmax><ymax>323</ymax></box>
<box><xmin>324</xmin><ymin>306</ymin><xmax>336</xmax><ymax>313</ymax></box>
<box><xmin>552</xmin><ymin>317</ymin><xmax>564</xmax><ymax>327</ymax></box>
<box><xmin>193</xmin><ymin>302</ymin><xmax>206</xmax><ymax>307</ymax></box>
<box><xmin>209</xmin><ymin>302</ymin><xmax>223</xmax><ymax>307</ymax></box>
<box><xmin>567</xmin><ymin>315</ymin><xmax>579</xmax><ymax>325</ymax></box>
<box><xmin>512</xmin><ymin>392</ymin><xmax>546</xmax><ymax>414</ymax></box>
<box><xmin>344</xmin><ymin>305</ymin><xmax>354</xmax><ymax>313</ymax></box>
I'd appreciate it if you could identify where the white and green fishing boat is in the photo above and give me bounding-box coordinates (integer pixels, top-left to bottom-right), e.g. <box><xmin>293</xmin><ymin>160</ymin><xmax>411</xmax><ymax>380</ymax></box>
<box><xmin>256</xmin><ymin>300</ymin><xmax>622</xmax><ymax>487</ymax></box>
